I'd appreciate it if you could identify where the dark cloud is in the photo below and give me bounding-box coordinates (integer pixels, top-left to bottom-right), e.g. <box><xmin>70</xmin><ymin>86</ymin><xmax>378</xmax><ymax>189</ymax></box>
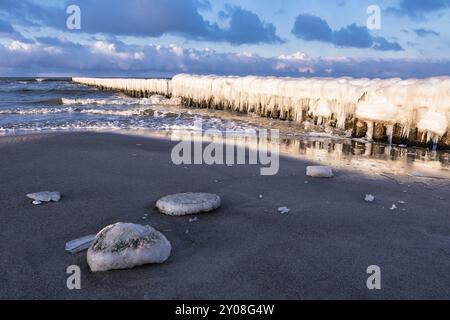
<box><xmin>414</xmin><ymin>28</ymin><xmax>440</xmax><ymax>37</ymax></box>
<box><xmin>372</xmin><ymin>37</ymin><xmax>404</xmax><ymax>51</ymax></box>
<box><xmin>292</xmin><ymin>14</ymin><xmax>333</xmax><ymax>42</ymax></box>
<box><xmin>388</xmin><ymin>0</ymin><xmax>450</xmax><ymax>19</ymax></box>
<box><xmin>0</xmin><ymin>0</ymin><xmax>282</xmax><ymax>45</ymax></box>
<box><xmin>292</xmin><ymin>15</ymin><xmax>403</xmax><ymax>51</ymax></box>
<box><xmin>333</xmin><ymin>24</ymin><xmax>373</xmax><ymax>48</ymax></box>
<box><xmin>215</xmin><ymin>5</ymin><xmax>284</xmax><ymax>45</ymax></box>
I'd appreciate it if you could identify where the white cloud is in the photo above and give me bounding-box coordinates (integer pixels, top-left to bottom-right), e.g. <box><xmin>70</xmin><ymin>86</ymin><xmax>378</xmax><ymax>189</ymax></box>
<box><xmin>7</xmin><ymin>40</ymin><xmax>35</xmax><ymax>51</ymax></box>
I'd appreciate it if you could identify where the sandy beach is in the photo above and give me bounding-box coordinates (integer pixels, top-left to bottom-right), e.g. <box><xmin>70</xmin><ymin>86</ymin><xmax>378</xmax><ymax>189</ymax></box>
<box><xmin>0</xmin><ymin>131</ymin><xmax>449</xmax><ymax>300</ymax></box>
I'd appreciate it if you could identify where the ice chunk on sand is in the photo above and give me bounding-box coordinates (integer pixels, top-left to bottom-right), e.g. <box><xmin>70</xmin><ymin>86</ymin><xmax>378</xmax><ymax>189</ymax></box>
<box><xmin>365</xmin><ymin>194</ymin><xmax>375</xmax><ymax>202</ymax></box>
<box><xmin>87</xmin><ymin>223</ymin><xmax>171</xmax><ymax>272</ymax></box>
<box><xmin>156</xmin><ymin>193</ymin><xmax>221</xmax><ymax>216</ymax></box>
<box><xmin>27</xmin><ymin>191</ymin><xmax>61</xmax><ymax>203</ymax></box>
<box><xmin>306</xmin><ymin>166</ymin><xmax>334</xmax><ymax>178</ymax></box>
<box><xmin>65</xmin><ymin>234</ymin><xmax>96</xmax><ymax>254</ymax></box>
<box><xmin>390</xmin><ymin>204</ymin><xmax>398</xmax><ymax>211</ymax></box>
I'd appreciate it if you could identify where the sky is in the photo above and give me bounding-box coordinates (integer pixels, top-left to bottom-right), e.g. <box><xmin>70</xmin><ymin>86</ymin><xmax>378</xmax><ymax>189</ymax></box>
<box><xmin>0</xmin><ymin>0</ymin><xmax>450</xmax><ymax>78</ymax></box>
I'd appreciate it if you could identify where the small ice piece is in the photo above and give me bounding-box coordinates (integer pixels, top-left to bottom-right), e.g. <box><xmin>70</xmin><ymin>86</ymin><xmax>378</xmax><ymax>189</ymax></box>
<box><xmin>365</xmin><ymin>194</ymin><xmax>375</xmax><ymax>202</ymax></box>
<box><xmin>398</xmin><ymin>201</ymin><xmax>405</xmax><ymax>204</ymax></box>
<box><xmin>259</xmin><ymin>194</ymin><xmax>263</xmax><ymax>199</ymax></box>
<box><xmin>65</xmin><ymin>234</ymin><xmax>96</xmax><ymax>254</ymax></box>
<box><xmin>189</xmin><ymin>217</ymin><xmax>199</xmax><ymax>223</ymax></box>
<box><xmin>390</xmin><ymin>204</ymin><xmax>397</xmax><ymax>211</ymax></box>
<box><xmin>32</xmin><ymin>200</ymin><xmax>42</xmax><ymax>205</ymax></box>
<box><xmin>278</xmin><ymin>207</ymin><xmax>291</xmax><ymax>214</ymax></box>
<box><xmin>27</xmin><ymin>191</ymin><xmax>61</xmax><ymax>203</ymax></box>
<box><xmin>304</xmin><ymin>181</ymin><xmax>309</xmax><ymax>184</ymax></box>
<box><xmin>306</xmin><ymin>166</ymin><xmax>334</xmax><ymax>178</ymax></box>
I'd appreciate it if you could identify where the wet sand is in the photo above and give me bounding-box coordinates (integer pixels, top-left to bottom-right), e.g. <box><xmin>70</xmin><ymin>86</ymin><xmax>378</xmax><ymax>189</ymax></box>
<box><xmin>0</xmin><ymin>132</ymin><xmax>449</xmax><ymax>299</ymax></box>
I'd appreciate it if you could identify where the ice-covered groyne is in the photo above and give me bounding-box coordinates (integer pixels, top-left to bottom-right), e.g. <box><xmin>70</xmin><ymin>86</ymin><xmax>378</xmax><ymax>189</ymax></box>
<box><xmin>73</xmin><ymin>77</ymin><xmax>171</xmax><ymax>97</ymax></box>
<box><xmin>72</xmin><ymin>75</ymin><xmax>450</xmax><ymax>148</ymax></box>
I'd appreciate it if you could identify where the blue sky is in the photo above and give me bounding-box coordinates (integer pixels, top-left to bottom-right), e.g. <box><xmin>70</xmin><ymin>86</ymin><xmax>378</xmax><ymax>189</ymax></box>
<box><xmin>0</xmin><ymin>0</ymin><xmax>449</xmax><ymax>77</ymax></box>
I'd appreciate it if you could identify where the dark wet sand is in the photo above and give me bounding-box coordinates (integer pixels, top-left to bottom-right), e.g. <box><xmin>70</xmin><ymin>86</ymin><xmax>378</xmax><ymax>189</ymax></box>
<box><xmin>0</xmin><ymin>132</ymin><xmax>449</xmax><ymax>300</ymax></box>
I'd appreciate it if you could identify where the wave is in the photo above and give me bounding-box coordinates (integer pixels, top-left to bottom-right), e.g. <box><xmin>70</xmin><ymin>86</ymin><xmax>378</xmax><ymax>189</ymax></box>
<box><xmin>0</xmin><ymin>116</ymin><xmax>254</xmax><ymax>135</ymax></box>
<box><xmin>0</xmin><ymin>106</ymin><xmax>79</xmax><ymax>115</ymax></box>
<box><xmin>0</xmin><ymin>105</ymin><xmax>180</xmax><ymax>117</ymax></box>
<box><xmin>61</xmin><ymin>95</ymin><xmax>181</xmax><ymax>106</ymax></box>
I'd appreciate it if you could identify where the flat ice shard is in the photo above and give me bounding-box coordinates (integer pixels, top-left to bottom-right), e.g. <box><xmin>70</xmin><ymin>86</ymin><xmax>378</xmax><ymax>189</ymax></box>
<box><xmin>365</xmin><ymin>194</ymin><xmax>375</xmax><ymax>202</ymax></box>
<box><xmin>65</xmin><ymin>234</ymin><xmax>96</xmax><ymax>254</ymax></box>
<box><xmin>27</xmin><ymin>191</ymin><xmax>61</xmax><ymax>203</ymax></box>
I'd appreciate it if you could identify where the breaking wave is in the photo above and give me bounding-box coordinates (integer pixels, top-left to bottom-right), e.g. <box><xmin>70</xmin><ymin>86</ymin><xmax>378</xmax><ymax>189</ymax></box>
<box><xmin>61</xmin><ymin>95</ymin><xmax>181</xmax><ymax>106</ymax></box>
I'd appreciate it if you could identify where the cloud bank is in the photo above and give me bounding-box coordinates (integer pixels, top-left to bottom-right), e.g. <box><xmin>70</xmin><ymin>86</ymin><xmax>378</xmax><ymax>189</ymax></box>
<box><xmin>1</xmin><ymin>39</ymin><xmax>449</xmax><ymax>78</ymax></box>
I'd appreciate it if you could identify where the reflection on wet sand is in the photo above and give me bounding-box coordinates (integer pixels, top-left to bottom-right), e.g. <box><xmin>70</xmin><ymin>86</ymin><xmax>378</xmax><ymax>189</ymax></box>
<box><xmin>122</xmin><ymin>129</ymin><xmax>450</xmax><ymax>180</ymax></box>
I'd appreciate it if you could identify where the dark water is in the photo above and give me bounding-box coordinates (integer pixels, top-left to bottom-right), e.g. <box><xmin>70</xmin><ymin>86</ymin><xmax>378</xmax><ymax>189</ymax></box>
<box><xmin>0</xmin><ymin>77</ymin><xmax>254</xmax><ymax>134</ymax></box>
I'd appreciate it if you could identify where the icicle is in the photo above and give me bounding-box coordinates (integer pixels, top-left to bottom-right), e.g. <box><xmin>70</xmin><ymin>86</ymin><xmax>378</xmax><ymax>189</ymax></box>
<box><xmin>432</xmin><ymin>136</ymin><xmax>439</xmax><ymax>151</ymax></box>
<box><xmin>366</xmin><ymin>121</ymin><xmax>374</xmax><ymax>141</ymax></box>
<box><xmin>386</xmin><ymin>124</ymin><xmax>394</xmax><ymax>144</ymax></box>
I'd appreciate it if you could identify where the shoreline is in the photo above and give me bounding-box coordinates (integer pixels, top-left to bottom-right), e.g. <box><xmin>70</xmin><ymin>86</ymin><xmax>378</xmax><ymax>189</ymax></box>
<box><xmin>1</xmin><ymin>131</ymin><xmax>450</xmax><ymax>299</ymax></box>
<box><xmin>2</xmin><ymin>129</ymin><xmax>448</xmax><ymax>178</ymax></box>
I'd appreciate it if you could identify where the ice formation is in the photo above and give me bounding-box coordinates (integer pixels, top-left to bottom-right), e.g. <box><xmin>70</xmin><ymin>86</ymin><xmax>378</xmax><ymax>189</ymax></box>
<box><xmin>73</xmin><ymin>75</ymin><xmax>450</xmax><ymax>143</ymax></box>
<box><xmin>73</xmin><ymin>77</ymin><xmax>171</xmax><ymax>97</ymax></box>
